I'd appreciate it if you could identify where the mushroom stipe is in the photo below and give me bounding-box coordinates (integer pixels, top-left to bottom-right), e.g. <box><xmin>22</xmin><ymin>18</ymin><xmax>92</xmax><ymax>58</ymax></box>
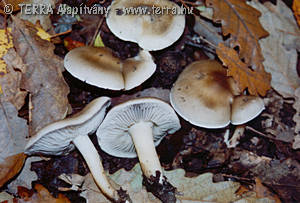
<box><xmin>25</xmin><ymin>97</ymin><xmax>131</xmax><ymax>203</ymax></box>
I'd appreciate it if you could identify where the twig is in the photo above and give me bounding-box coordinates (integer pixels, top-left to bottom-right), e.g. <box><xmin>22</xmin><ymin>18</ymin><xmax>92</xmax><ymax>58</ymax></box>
<box><xmin>222</xmin><ymin>174</ymin><xmax>254</xmax><ymax>182</ymax></box>
<box><xmin>50</xmin><ymin>29</ymin><xmax>72</xmax><ymax>38</ymax></box>
<box><xmin>245</xmin><ymin>126</ymin><xmax>277</xmax><ymax>141</ymax></box>
<box><xmin>89</xmin><ymin>16</ymin><xmax>104</xmax><ymax>46</ymax></box>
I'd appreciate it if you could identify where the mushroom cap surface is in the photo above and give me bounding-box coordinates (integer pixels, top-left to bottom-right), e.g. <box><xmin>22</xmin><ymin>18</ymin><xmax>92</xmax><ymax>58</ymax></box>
<box><xmin>231</xmin><ymin>95</ymin><xmax>265</xmax><ymax>125</ymax></box>
<box><xmin>64</xmin><ymin>46</ymin><xmax>124</xmax><ymax>90</ymax></box>
<box><xmin>25</xmin><ymin>97</ymin><xmax>111</xmax><ymax>155</ymax></box>
<box><xmin>106</xmin><ymin>0</ymin><xmax>185</xmax><ymax>51</ymax></box>
<box><xmin>170</xmin><ymin>60</ymin><xmax>234</xmax><ymax>128</ymax></box>
<box><xmin>123</xmin><ymin>50</ymin><xmax>156</xmax><ymax>90</ymax></box>
<box><xmin>97</xmin><ymin>98</ymin><xmax>181</xmax><ymax>158</ymax></box>
<box><xmin>64</xmin><ymin>46</ymin><xmax>155</xmax><ymax>90</ymax></box>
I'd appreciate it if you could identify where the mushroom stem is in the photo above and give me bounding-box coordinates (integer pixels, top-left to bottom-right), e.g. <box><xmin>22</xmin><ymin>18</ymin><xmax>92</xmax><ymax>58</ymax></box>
<box><xmin>128</xmin><ymin>121</ymin><xmax>163</xmax><ymax>183</ymax></box>
<box><xmin>72</xmin><ymin>134</ymin><xmax>120</xmax><ymax>201</ymax></box>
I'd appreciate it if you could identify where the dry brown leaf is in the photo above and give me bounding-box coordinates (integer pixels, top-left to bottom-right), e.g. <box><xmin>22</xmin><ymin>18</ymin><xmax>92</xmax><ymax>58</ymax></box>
<box><xmin>254</xmin><ymin>178</ymin><xmax>281</xmax><ymax>203</ymax></box>
<box><xmin>206</xmin><ymin>0</ymin><xmax>270</xmax><ymax>96</ymax></box>
<box><xmin>248</xmin><ymin>0</ymin><xmax>300</xmax><ymax>98</ymax></box>
<box><xmin>293</xmin><ymin>87</ymin><xmax>300</xmax><ymax>149</ymax></box>
<box><xmin>16</xmin><ymin>184</ymin><xmax>70</xmax><ymax>203</ymax></box>
<box><xmin>0</xmin><ymin>153</ymin><xmax>26</xmax><ymax>187</ymax></box>
<box><xmin>0</xmin><ymin>48</ymin><xmax>27</xmax><ymax>110</ymax></box>
<box><xmin>293</xmin><ymin>0</ymin><xmax>300</xmax><ymax>27</ymax></box>
<box><xmin>206</xmin><ymin>0</ymin><xmax>268</xmax><ymax>64</ymax></box>
<box><xmin>216</xmin><ymin>43</ymin><xmax>271</xmax><ymax>96</ymax></box>
<box><xmin>11</xmin><ymin>17</ymin><xmax>70</xmax><ymax>135</ymax></box>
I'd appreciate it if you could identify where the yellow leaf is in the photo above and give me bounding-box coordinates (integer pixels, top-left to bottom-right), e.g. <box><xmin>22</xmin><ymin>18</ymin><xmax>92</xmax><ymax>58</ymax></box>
<box><xmin>36</xmin><ymin>27</ymin><xmax>51</xmax><ymax>41</ymax></box>
<box><xmin>0</xmin><ymin>28</ymin><xmax>13</xmax><ymax>76</ymax></box>
<box><xmin>94</xmin><ymin>33</ymin><xmax>105</xmax><ymax>48</ymax></box>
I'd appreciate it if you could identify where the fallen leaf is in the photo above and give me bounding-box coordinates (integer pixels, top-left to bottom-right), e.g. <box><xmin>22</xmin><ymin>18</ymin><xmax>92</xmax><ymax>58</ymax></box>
<box><xmin>216</xmin><ymin>43</ymin><xmax>271</xmax><ymax>96</ymax></box>
<box><xmin>254</xmin><ymin>178</ymin><xmax>281</xmax><ymax>203</ymax></box>
<box><xmin>0</xmin><ymin>28</ymin><xmax>13</xmax><ymax>76</ymax></box>
<box><xmin>94</xmin><ymin>33</ymin><xmax>105</xmax><ymax>48</ymax></box>
<box><xmin>1</xmin><ymin>48</ymin><xmax>27</xmax><ymax>110</ymax></box>
<box><xmin>248</xmin><ymin>0</ymin><xmax>300</xmax><ymax>98</ymax></box>
<box><xmin>11</xmin><ymin>17</ymin><xmax>70</xmax><ymax>135</ymax></box>
<box><xmin>206</xmin><ymin>0</ymin><xmax>270</xmax><ymax>96</ymax></box>
<box><xmin>293</xmin><ymin>0</ymin><xmax>300</xmax><ymax>27</ymax></box>
<box><xmin>262</xmin><ymin>90</ymin><xmax>296</xmax><ymax>143</ymax></box>
<box><xmin>293</xmin><ymin>87</ymin><xmax>300</xmax><ymax>149</ymax></box>
<box><xmin>7</xmin><ymin>157</ymin><xmax>41</xmax><ymax>194</ymax></box>
<box><xmin>0</xmin><ymin>153</ymin><xmax>26</xmax><ymax>187</ymax></box>
<box><xmin>0</xmin><ymin>100</ymin><xmax>28</xmax><ymax>163</ymax></box>
<box><xmin>36</xmin><ymin>27</ymin><xmax>52</xmax><ymax>41</ymax></box>
<box><xmin>81</xmin><ymin>171</ymin><xmax>159</xmax><ymax>203</ymax></box>
<box><xmin>63</xmin><ymin>37</ymin><xmax>85</xmax><ymax>51</ymax></box>
<box><xmin>16</xmin><ymin>184</ymin><xmax>70</xmax><ymax>203</ymax></box>
<box><xmin>165</xmin><ymin>169</ymin><xmax>240</xmax><ymax>202</ymax></box>
<box><xmin>0</xmin><ymin>191</ymin><xmax>14</xmax><ymax>202</ymax></box>
<box><xmin>251</xmin><ymin>158</ymin><xmax>300</xmax><ymax>202</ymax></box>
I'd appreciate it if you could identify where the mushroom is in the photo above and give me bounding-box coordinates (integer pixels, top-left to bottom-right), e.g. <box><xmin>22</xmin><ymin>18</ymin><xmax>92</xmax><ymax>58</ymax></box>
<box><xmin>97</xmin><ymin>98</ymin><xmax>181</xmax><ymax>182</ymax></box>
<box><xmin>170</xmin><ymin>60</ymin><xmax>265</xmax><ymax>128</ymax></box>
<box><xmin>25</xmin><ymin>97</ymin><xmax>130</xmax><ymax>203</ymax></box>
<box><xmin>64</xmin><ymin>46</ymin><xmax>156</xmax><ymax>90</ymax></box>
<box><xmin>231</xmin><ymin>95</ymin><xmax>265</xmax><ymax>125</ymax></box>
<box><xmin>106</xmin><ymin>0</ymin><xmax>186</xmax><ymax>51</ymax></box>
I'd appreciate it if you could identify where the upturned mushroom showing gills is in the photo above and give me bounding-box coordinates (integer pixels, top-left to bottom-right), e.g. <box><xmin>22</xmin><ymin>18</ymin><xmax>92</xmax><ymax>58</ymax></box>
<box><xmin>170</xmin><ymin>60</ymin><xmax>265</xmax><ymax>128</ymax></box>
<box><xmin>25</xmin><ymin>97</ymin><xmax>130</xmax><ymax>203</ymax></box>
<box><xmin>97</xmin><ymin>98</ymin><xmax>181</xmax><ymax>201</ymax></box>
<box><xmin>106</xmin><ymin>0</ymin><xmax>185</xmax><ymax>51</ymax></box>
<box><xmin>64</xmin><ymin>46</ymin><xmax>156</xmax><ymax>90</ymax></box>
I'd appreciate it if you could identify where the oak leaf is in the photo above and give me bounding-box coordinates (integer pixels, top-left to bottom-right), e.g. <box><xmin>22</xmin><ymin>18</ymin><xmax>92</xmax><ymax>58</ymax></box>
<box><xmin>206</xmin><ymin>0</ymin><xmax>270</xmax><ymax>96</ymax></box>
<box><xmin>217</xmin><ymin>43</ymin><xmax>271</xmax><ymax>96</ymax></box>
<box><xmin>11</xmin><ymin>17</ymin><xmax>70</xmax><ymax>135</ymax></box>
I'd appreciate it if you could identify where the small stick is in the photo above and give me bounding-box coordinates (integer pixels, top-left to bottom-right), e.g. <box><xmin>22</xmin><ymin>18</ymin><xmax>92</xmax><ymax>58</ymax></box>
<box><xmin>89</xmin><ymin>16</ymin><xmax>104</xmax><ymax>46</ymax></box>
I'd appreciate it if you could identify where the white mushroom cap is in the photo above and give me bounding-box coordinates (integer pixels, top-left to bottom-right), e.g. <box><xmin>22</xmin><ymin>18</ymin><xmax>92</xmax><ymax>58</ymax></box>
<box><xmin>64</xmin><ymin>46</ymin><xmax>156</xmax><ymax>90</ymax></box>
<box><xmin>106</xmin><ymin>0</ymin><xmax>186</xmax><ymax>51</ymax></box>
<box><xmin>97</xmin><ymin>98</ymin><xmax>181</xmax><ymax>158</ymax></box>
<box><xmin>231</xmin><ymin>95</ymin><xmax>265</xmax><ymax>125</ymax></box>
<box><xmin>64</xmin><ymin>46</ymin><xmax>123</xmax><ymax>90</ymax></box>
<box><xmin>170</xmin><ymin>60</ymin><xmax>234</xmax><ymax>128</ymax></box>
<box><xmin>123</xmin><ymin>50</ymin><xmax>156</xmax><ymax>90</ymax></box>
<box><xmin>25</xmin><ymin>97</ymin><xmax>111</xmax><ymax>155</ymax></box>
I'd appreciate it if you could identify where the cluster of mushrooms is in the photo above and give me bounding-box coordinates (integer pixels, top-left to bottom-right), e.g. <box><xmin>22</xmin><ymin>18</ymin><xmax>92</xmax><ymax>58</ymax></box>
<box><xmin>24</xmin><ymin>0</ymin><xmax>265</xmax><ymax>202</ymax></box>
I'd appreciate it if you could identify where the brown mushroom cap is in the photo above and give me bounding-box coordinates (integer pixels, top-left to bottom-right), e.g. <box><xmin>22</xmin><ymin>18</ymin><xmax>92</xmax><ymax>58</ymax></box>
<box><xmin>106</xmin><ymin>0</ymin><xmax>186</xmax><ymax>51</ymax></box>
<box><xmin>64</xmin><ymin>46</ymin><xmax>156</xmax><ymax>90</ymax></box>
<box><xmin>170</xmin><ymin>60</ymin><xmax>234</xmax><ymax>128</ymax></box>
